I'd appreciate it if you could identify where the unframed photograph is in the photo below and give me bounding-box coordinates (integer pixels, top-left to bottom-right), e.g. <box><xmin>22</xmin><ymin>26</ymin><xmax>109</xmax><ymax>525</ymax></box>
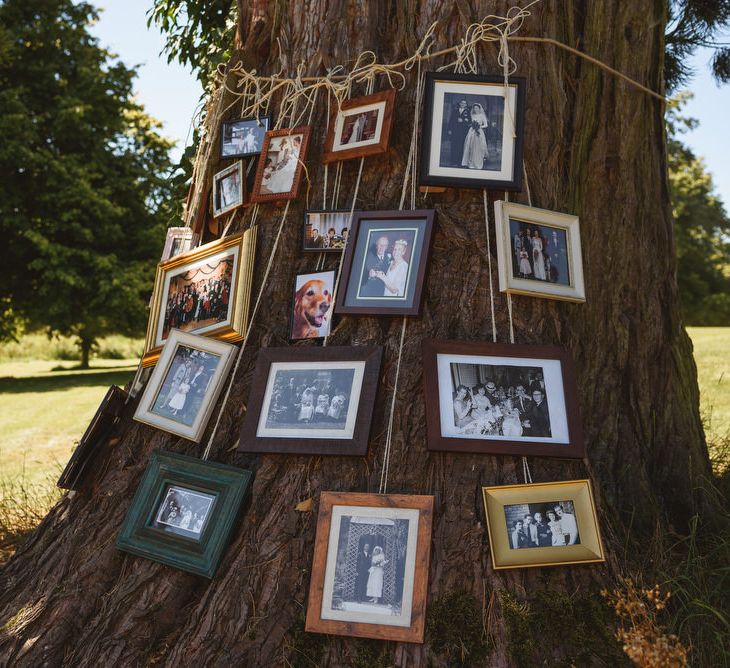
<box><xmin>220</xmin><ymin>116</ymin><xmax>270</xmax><ymax>158</ymax></box>
<box><xmin>291</xmin><ymin>270</ymin><xmax>335</xmax><ymax>340</ymax></box>
<box><xmin>303</xmin><ymin>211</ymin><xmax>351</xmax><ymax>251</ymax></box>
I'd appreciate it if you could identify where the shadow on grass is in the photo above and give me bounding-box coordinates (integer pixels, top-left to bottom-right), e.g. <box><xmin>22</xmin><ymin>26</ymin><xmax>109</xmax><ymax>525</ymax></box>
<box><xmin>0</xmin><ymin>368</ymin><xmax>136</xmax><ymax>394</ymax></box>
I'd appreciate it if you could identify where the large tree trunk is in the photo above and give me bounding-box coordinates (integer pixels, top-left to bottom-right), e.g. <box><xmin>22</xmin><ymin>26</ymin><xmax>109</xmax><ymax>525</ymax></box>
<box><xmin>0</xmin><ymin>2</ymin><xmax>711</xmax><ymax>666</ymax></box>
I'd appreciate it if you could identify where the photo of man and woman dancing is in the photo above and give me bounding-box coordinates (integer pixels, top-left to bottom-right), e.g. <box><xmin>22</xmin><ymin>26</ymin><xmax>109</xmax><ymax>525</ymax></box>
<box><xmin>509</xmin><ymin>218</ymin><xmax>570</xmax><ymax>286</ymax></box>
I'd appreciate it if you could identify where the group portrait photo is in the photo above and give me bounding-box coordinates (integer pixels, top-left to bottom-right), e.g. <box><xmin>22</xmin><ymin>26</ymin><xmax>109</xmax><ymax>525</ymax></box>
<box><xmin>220</xmin><ymin>116</ymin><xmax>270</xmax><ymax>158</ymax></box>
<box><xmin>303</xmin><ymin>211</ymin><xmax>350</xmax><ymax>251</ymax></box>
<box><xmin>152</xmin><ymin>485</ymin><xmax>216</xmax><ymax>539</ymax></box>
<box><xmin>504</xmin><ymin>499</ymin><xmax>580</xmax><ymax>549</ymax></box>
<box><xmin>509</xmin><ymin>218</ymin><xmax>570</xmax><ymax>286</ymax></box>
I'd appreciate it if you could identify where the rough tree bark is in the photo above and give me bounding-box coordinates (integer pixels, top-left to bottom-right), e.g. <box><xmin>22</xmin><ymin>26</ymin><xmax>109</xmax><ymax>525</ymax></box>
<box><xmin>0</xmin><ymin>1</ymin><xmax>712</xmax><ymax>666</ymax></box>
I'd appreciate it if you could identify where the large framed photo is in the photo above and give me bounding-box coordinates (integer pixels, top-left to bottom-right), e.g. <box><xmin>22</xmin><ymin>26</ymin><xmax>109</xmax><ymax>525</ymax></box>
<box><xmin>422</xmin><ymin>339</ymin><xmax>583</xmax><ymax>458</ymax></box>
<box><xmin>290</xmin><ymin>270</ymin><xmax>335</xmax><ymax>340</ymax></box>
<box><xmin>220</xmin><ymin>115</ymin><xmax>271</xmax><ymax>159</ymax></box>
<box><xmin>302</xmin><ymin>210</ymin><xmax>352</xmax><ymax>252</ymax></box>
<box><xmin>212</xmin><ymin>162</ymin><xmax>244</xmax><ymax>218</ymax></box>
<box><xmin>420</xmin><ymin>72</ymin><xmax>525</xmax><ymax>191</ymax></box>
<box><xmin>322</xmin><ymin>89</ymin><xmax>396</xmax><ymax>164</ymax></box>
<box><xmin>116</xmin><ymin>450</ymin><xmax>253</xmax><ymax>578</ymax></box>
<box><xmin>143</xmin><ymin>230</ymin><xmax>256</xmax><ymax>367</ymax></box>
<box><xmin>305</xmin><ymin>492</ymin><xmax>433</xmax><ymax>643</ymax></box>
<box><xmin>482</xmin><ymin>480</ymin><xmax>604</xmax><ymax>569</ymax></box>
<box><xmin>134</xmin><ymin>330</ymin><xmax>236</xmax><ymax>442</ymax></box>
<box><xmin>495</xmin><ymin>201</ymin><xmax>585</xmax><ymax>302</ymax></box>
<box><xmin>250</xmin><ymin>126</ymin><xmax>311</xmax><ymax>203</ymax></box>
<box><xmin>238</xmin><ymin>346</ymin><xmax>382</xmax><ymax>456</ymax></box>
<box><xmin>335</xmin><ymin>210</ymin><xmax>435</xmax><ymax>316</ymax></box>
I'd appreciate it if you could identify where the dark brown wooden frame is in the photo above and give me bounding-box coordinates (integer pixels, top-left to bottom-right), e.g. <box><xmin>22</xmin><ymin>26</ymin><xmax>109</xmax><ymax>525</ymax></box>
<box><xmin>322</xmin><ymin>89</ymin><xmax>396</xmax><ymax>164</ymax></box>
<box><xmin>238</xmin><ymin>346</ymin><xmax>383</xmax><ymax>455</ymax></box>
<box><xmin>422</xmin><ymin>339</ymin><xmax>584</xmax><ymax>458</ymax></box>
<box><xmin>250</xmin><ymin>125</ymin><xmax>312</xmax><ymax>203</ymax></box>
<box><xmin>305</xmin><ymin>491</ymin><xmax>433</xmax><ymax>643</ymax></box>
<box><xmin>334</xmin><ymin>209</ymin><xmax>436</xmax><ymax>316</ymax></box>
<box><xmin>288</xmin><ymin>268</ymin><xmax>336</xmax><ymax>342</ymax></box>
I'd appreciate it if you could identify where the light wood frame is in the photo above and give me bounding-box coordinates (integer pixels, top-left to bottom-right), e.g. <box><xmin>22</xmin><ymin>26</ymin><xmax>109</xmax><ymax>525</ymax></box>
<box><xmin>212</xmin><ymin>161</ymin><xmax>244</xmax><ymax>218</ymax></box>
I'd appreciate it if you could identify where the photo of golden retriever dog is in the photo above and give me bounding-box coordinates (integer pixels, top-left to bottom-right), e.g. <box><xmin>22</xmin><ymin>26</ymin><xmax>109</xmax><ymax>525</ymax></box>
<box><xmin>291</xmin><ymin>271</ymin><xmax>334</xmax><ymax>339</ymax></box>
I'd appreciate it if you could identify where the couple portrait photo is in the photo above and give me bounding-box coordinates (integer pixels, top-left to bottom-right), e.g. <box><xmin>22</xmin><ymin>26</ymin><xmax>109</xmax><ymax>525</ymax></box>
<box><xmin>357</xmin><ymin>230</ymin><xmax>416</xmax><ymax>300</ymax></box>
<box><xmin>212</xmin><ymin>163</ymin><xmax>243</xmax><ymax>217</ymax></box>
<box><xmin>259</xmin><ymin>133</ymin><xmax>303</xmax><ymax>195</ymax></box>
<box><xmin>153</xmin><ymin>485</ymin><xmax>215</xmax><ymax>539</ymax></box>
<box><xmin>505</xmin><ymin>499</ymin><xmax>581</xmax><ymax>549</ymax></box>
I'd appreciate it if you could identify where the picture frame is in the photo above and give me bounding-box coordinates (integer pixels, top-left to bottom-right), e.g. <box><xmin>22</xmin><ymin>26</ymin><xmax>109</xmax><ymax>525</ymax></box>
<box><xmin>134</xmin><ymin>330</ymin><xmax>237</xmax><ymax>442</ymax></box>
<box><xmin>305</xmin><ymin>491</ymin><xmax>433</xmax><ymax>643</ymax></box>
<box><xmin>212</xmin><ymin>161</ymin><xmax>244</xmax><ymax>218</ymax></box>
<box><xmin>250</xmin><ymin>126</ymin><xmax>312</xmax><ymax>203</ymax></box>
<box><xmin>116</xmin><ymin>450</ymin><xmax>253</xmax><ymax>578</ymax></box>
<box><xmin>419</xmin><ymin>72</ymin><xmax>525</xmax><ymax>191</ymax></box>
<box><xmin>142</xmin><ymin>229</ymin><xmax>256</xmax><ymax>367</ymax></box>
<box><xmin>482</xmin><ymin>479</ymin><xmax>605</xmax><ymax>569</ymax></box>
<box><xmin>322</xmin><ymin>89</ymin><xmax>396</xmax><ymax>164</ymax></box>
<box><xmin>494</xmin><ymin>201</ymin><xmax>586</xmax><ymax>302</ymax></box>
<box><xmin>422</xmin><ymin>339</ymin><xmax>584</xmax><ymax>458</ymax></box>
<box><xmin>335</xmin><ymin>209</ymin><xmax>436</xmax><ymax>316</ymax></box>
<box><xmin>57</xmin><ymin>385</ymin><xmax>128</xmax><ymax>491</ymax></box>
<box><xmin>238</xmin><ymin>345</ymin><xmax>383</xmax><ymax>456</ymax></box>
<box><xmin>160</xmin><ymin>227</ymin><xmax>198</xmax><ymax>262</ymax></box>
<box><xmin>220</xmin><ymin>115</ymin><xmax>271</xmax><ymax>159</ymax></box>
<box><xmin>302</xmin><ymin>210</ymin><xmax>353</xmax><ymax>252</ymax></box>
<box><xmin>290</xmin><ymin>269</ymin><xmax>335</xmax><ymax>341</ymax></box>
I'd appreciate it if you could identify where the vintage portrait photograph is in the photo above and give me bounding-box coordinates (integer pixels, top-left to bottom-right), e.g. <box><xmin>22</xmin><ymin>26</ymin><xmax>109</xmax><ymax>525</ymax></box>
<box><xmin>291</xmin><ymin>270</ymin><xmax>335</xmax><ymax>340</ymax></box>
<box><xmin>160</xmin><ymin>227</ymin><xmax>197</xmax><ymax>262</ymax></box>
<box><xmin>303</xmin><ymin>210</ymin><xmax>351</xmax><ymax>251</ymax></box>
<box><xmin>306</xmin><ymin>492</ymin><xmax>433</xmax><ymax>643</ymax></box>
<box><xmin>251</xmin><ymin>126</ymin><xmax>311</xmax><ymax>202</ymax></box>
<box><xmin>212</xmin><ymin>162</ymin><xmax>243</xmax><ymax>217</ymax></box>
<box><xmin>239</xmin><ymin>346</ymin><xmax>382</xmax><ymax>456</ymax></box>
<box><xmin>220</xmin><ymin>115</ymin><xmax>270</xmax><ymax>158</ymax></box>
<box><xmin>495</xmin><ymin>201</ymin><xmax>586</xmax><ymax>302</ymax></box>
<box><xmin>151</xmin><ymin>485</ymin><xmax>216</xmax><ymax>539</ymax></box>
<box><xmin>422</xmin><ymin>340</ymin><xmax>584</xmax><ymax>458</ymax></box>
<box><xmin>482</xmin><ymin>480</ymin><xmax>604</xmax><ymax>570</ymax></box>
<box><xmin>337</xmin><ymin>210</ymin><xmax>435</xmax><ymax>316</ymax></box>
<box><xmin>420</xmin><ymin>73</ymin><xmax>525</xmax><ymax>190</ymax></box>
<box><xmin>135</xmin><ymin>330</ymin><xmax>236</xmax><ymax>442</ymax></box>
<box><xmin>323</xmin><ymin>89</ymin><xmax>395</xmax><ymax>163</ymax></box>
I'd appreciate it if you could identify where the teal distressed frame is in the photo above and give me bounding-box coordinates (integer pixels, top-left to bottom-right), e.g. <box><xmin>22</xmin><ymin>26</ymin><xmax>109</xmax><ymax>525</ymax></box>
<box><xmin>116</xmin><ymin>450</ymin><xmax>253</xmax><ymax>578</ymax></box>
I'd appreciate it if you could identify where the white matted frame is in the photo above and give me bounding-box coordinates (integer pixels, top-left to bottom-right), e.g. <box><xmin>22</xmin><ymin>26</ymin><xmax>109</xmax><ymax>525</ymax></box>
<box><xmin>494</xmin><ymin>201</ymin><xmax>586</xmax><ymax>302</ymax></box>
<box><xmin>212</xmin><ymin>161</ymin><xmax>244</xmax><ymax>218</ymax></box>
<box><xmin>134</xmin><ymin>330</ymin><xmax>236</xmax><ymax>442</ymax></box>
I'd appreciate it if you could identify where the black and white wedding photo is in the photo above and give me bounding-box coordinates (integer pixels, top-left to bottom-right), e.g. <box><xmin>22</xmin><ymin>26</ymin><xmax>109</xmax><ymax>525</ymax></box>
<box><xmin>504</xmin><ymin>499</ymin><xmax>580</xmax><ymax>549</ymax></box>
<box><xmin>220</xmin><ymin>116</ymin><xmax>270</xmax><ymax>158</ymax></box>
<box><xmin>152</xmin><ymin>485</ymin><xmax>216</xmax><ymax>539</ymax></box>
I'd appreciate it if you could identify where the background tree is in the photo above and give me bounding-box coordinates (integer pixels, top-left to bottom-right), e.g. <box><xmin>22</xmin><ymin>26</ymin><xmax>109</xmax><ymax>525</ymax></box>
<box><xmin>1</xmin><ymin>1</ymin><xmax>729</xmax><ymax>666</ymax></box>
<box><xmin>0</xmin><ymin>0</ymin><xmax>176</xmax><ymax>367</ymax></box>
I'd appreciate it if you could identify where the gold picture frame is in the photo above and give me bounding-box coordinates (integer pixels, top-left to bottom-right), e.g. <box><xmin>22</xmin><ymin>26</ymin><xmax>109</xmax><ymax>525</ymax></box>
<box><xmin>142</xmin><ymin>229</ymin><xmax>257</xmax><ymax>367</ymax></box>
<box><xmin>482</xmin><ymin>479</ymin><xmax>605</xmax><ymax>570</ymax></box>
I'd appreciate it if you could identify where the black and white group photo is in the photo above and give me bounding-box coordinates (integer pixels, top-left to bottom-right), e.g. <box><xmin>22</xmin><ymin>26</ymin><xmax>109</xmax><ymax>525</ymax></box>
<box><xmin>356</xmin><ymin>229</ymin><xmax>416</xmax><ymax>299</ymax></box>
<box><xmin>329</xmin><ymin>514</ymin><xmax>410</xmax><ymax>617</ymax></box>
<box><xmin>161</xmin><ymin>257</ymin><xmax>233</xmax><ymax>340</ymax></box>
<box><xmin>152</xmin><ymin>485</ymin><xmax>216</xmax><ymax>539</ymax></box>
<box><xmin>450</xmin><ymin>362</ymin><xmax>552</xmax><ymax>438</ymax></box>
<box><xmin>303</xmin><ymin>211</ymin><xmax>350</xmax><ymax>251</ymax></box>
<box><xmin>221</xmin><ymin>117</ymin><xmax>269</xmax><ymax>158</ymax></box>
<box><xmin>263</xmin><ymin>367</ymin><xmax>356</xmax><ymax>431</ymax></box>
<box><xmin>439</xmin><ymin>92</ymin><xmax>504</xmax><ymax>171</ymax></box>
<box><xmin>151</xmin><ymin>345</ymin><xmax>221</xmax><ymax>426</ymax></box>
<box><xmin>509</xmin><ymin>218</ymin><xmax>570</xmax><ymax>286</ymax></box>
<box><xmin>504</xmin><ymin>499</ymin><xmax>580</xmax><ymax>549</ymax></box>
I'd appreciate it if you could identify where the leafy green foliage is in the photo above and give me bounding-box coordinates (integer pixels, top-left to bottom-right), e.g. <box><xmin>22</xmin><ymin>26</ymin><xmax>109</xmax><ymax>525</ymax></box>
<box><xmin>667</xmin><ymin>94</ymin><xmax>730</xmax><ymax>325</ymax></box>
<box><xmin>0</xmin><ymin>0</ymin><xmax>176</xmax><ymax>364</ymax></box>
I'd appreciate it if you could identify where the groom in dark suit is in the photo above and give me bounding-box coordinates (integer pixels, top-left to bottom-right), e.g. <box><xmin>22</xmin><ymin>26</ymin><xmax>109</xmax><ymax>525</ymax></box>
<box><xmin>355</xmin><ymin>543</ymin><xmax>372</xmax><ymax>601</ymax></box>
<box><xmin>526</xmin><ymin>389</ymin><xmax>551</xmax><ymax>437</ymax></box>
<box><xmin>359</xmin><ymin>235</ymin><xmax>391</xmax><ymax>297</ymax></box>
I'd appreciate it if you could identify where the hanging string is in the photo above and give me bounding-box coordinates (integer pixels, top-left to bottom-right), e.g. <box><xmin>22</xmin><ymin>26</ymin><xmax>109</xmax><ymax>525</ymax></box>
<box><xmin>523</xmin><ymin>163</ymin><xmax>533</xmax><ymax>207</ymax></box>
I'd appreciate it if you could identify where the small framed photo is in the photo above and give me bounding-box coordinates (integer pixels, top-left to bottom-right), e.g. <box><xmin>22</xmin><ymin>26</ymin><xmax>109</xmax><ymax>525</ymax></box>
<box><xmin>134</xmin><ymin>330</ymin><xmax>236</xmax><ymax>442</ymax></box>
<box><xmin>302</xmin><ymin>210</ymin><xmax>352</xmax><ymax>252</ymax></box>
<box><xmin>143</xmin><ymin>230</ymin><xmax>256</xmax><ymax>366</ymax></box>
<box><xmin>482</xmin><ymin>480</ymin><xmax>604</xmax><ymax>569</ymax></box>
<box><xmin>494</xmin><ymin>201</ymin><xmax>585</xmax><ymax>302</ymax></box>
<box><xmin>250</xmin><ymin>126</ymin><xmax>312</xmax><ymax>203</ymax></box>
<box><xmin>335</xmin><ymin>209</ymin><xmax>435</xmax><ymax>316</ymax></box>
<box><xmin>422</xmin><ymin>339</ymin><xmax>583</xmax><ymax>458</ymax></box>
<box><xmin>160</xmin><ymin>227</ymin><xmax>198</xmax><ymax>262</ymax></box>
<box><xmin>420</xmin><ymin>72</ymin><xmax>525</xmax><ymax>191</ymax></box>
<box><xmin>322</xmin><ymin>89</ymin><xmax>396</xmax><ymax>164</ymax></box>
<box><xmin>291</xmin><ymin>270</ymin><xmax>335</xmax><ymax>340</ymax></box>
<box><xmin>212</xmin><ymin>162</ymin><xmax>244</xmax><ymax>217</ymax></box>
<box><xmin>116</xmin><ymin>450</ymin><xmax>253</xmax><ymax>577</ymax></box>
<box><xmin>305</xmin><ymin>491</ymin><xmax>433</xmax><ymax>643</ymax></box>
<box><xmin>57</xmin><ymin>385</ymin><xmax>127</xmax><ymax>491</ymax></box>
<box><xmin>220</xmin><ymin>115</ymin><xmax>271</xmax><ymax>159</ymax></box>
<box><xmin>238</xmin><ymin>346</ymin><xmax>382</xmax><ymax>456</ymax></box>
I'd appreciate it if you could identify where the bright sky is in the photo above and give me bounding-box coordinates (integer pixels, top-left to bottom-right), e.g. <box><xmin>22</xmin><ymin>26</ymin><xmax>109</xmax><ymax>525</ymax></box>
<box><xmin>90</xmin><ymin>3</ymin><xmax>730</xmax><ymax>206</ymax></box>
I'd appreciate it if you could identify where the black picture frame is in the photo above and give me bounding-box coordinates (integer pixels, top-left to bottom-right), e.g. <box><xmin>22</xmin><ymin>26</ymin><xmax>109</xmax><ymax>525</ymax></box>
<box><xmin>238</xmin><ymin>346</ymin><xmax>383</xmax><ymax>456</ymax></box>
<box><xmin>220</xmin><ymin>115</ymin><xmax>272</xmax><ymax>159</ymax></box>
<box><xmin>419</xmin><ymin>72</ymin><xmax>526</xmax><ymax>191</ymax></box>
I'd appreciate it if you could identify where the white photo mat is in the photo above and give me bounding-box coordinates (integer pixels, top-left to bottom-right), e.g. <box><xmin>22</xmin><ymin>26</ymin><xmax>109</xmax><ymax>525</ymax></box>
<box><xmin>333</xmin><ymin>100</ymin><xmax>387</xmax><ymax>151</ymax></box>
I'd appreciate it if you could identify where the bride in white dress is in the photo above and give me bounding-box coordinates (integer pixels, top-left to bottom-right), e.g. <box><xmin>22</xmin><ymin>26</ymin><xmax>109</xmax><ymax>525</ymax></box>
<box><xmin>375</xmin><ymin>239</ymin><xmax>409</xmax><ymax>297</ymax></box>
<box><xmin>262</xmin><ymin>136</ymin><xmax>301</xmax><ymax>194</ymax></box>
<box><xmin>531</xmin><ymin>231</ymin><xmax>547</xmax><ymax>280</ymax></box>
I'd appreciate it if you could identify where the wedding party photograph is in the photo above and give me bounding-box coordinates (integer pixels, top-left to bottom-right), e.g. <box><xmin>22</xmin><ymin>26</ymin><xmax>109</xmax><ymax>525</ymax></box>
<box><xmin>302</xmin><ymin>211</ymin><xmax>351</xmax><ymax>251</ymax></box>
<box><xmin>504</xmin><ymin>499</ymin><xmax>580</xmax><ymax>549</ymax></box>
<box><xmin>220</xmin><ymin>115</ymin><xmax>270</xmax><ymax>158</ymax></box>
<box><xmin>252</xmin><ymin>127</ymin><xmax>311</xmax><ymax>201</ymax></box>
<box><xmin>152</xmin><ymin>485</ymin><xmax>216</xmax><ymax>539</ymax></box>
<box><xmin>509</xmin><ymin>219</ymin><xmax>570</xmax><ymax>286</ymax></box>
<box><xmin>212</xmin><ymin>162</ymin><xmax>243</xmax><ymax>217</ymax></box>
<box><xmin>290</xmin><ymin>270</ymin><xmax>335</xmax><ymax>340</ymax></box>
